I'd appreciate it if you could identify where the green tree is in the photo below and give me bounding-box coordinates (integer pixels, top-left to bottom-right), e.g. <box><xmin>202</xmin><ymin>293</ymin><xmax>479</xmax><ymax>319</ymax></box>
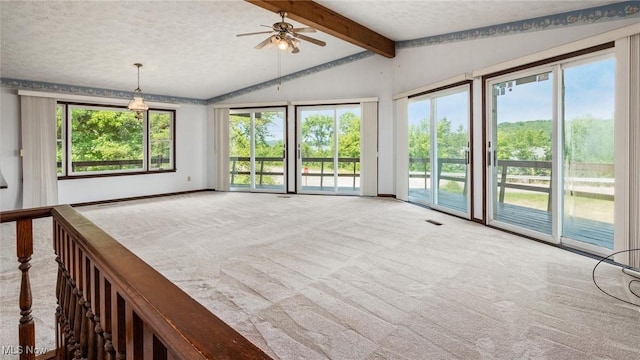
<box><xmin>408</xmin><ymin>117</ymin><xmax>430</xmax><ymax>172</ymax></box>
<box><xmin>337</xmin><ymin>112</ymin><xmax>360</xmax><ymax>169</ymax></box>
<box><xmin>70</xmin><ymin>108</ymin><xmax>143</xmax><ymax>170</ymax></box>
<box><xmin>301</xmin><ymin>114</ymin><xmax>333</xmax><ymax>157</ymax></box>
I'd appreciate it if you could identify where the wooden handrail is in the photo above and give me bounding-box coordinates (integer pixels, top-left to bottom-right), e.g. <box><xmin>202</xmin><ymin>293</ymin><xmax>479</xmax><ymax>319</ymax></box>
<box><xmin>229</xmin><ymin>156</ymin><xmax>362</xmax><ymax>189</ymax></box>
<box><xmin>408</xmin><ymin>157</ymin><xmax>614</xmax><ymax>204</ymax></box>
<box><xmin>1</xmin><ymin>205</ymin><xmax>271</xmax><ymax>360</ymax></box>
<box><xmin>0</xmin><ymin>206</ymin><xmax>53</xmax><ymax>223</ymax></box>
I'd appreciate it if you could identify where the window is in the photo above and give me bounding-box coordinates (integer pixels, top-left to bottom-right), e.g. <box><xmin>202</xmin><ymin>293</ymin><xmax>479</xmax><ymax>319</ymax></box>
<box><xmin>149</xmin><ymin>110</ymin><xmax>174</xmax><ymax>170</ymax></box>
<box><xmin>486</xmin><ymin>50</ymin><xmax>615</xmax><ymax>252</ymax></box>
<box><xmin>57</xmin><ymin>103</ymin><xmax>175</xmax><ymax>177</ymax></box>
<box><xmin>229</xmin><ymin>108</ymin><xmax>286</xmax><ymax>192</ymax></box>
<box><xmin>297</xmin><ymin>105</ymin><xmax>361</xmax><ymax>195</ymax></box>
<box><xmin>408</xmin><ymin>83</ymin><xmax>471</xmax><ymax>218</ymax></box>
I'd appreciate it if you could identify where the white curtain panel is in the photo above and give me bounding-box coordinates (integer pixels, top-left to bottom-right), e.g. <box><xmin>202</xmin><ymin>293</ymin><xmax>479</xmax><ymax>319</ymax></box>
<box><xmin>20</xmin><ymin>96</ymin><xmax>58</xmax><ymax>208</ymax></box>
<box><xmin>395</xmin><ymin>97</ymin><xmax>409</xmax><ymax>201</ymax></box>
<box><xmin>627</xmin><ymin>34</ymin><xmax>640</xmax><ymax>267</ymax></box>
<box><xmin>360</xmin><ymin>101</ymin><xmax>378</xmax><ymax>196</ymax></box>
<box><xmin>213</xmin><ymin>108</ymin><xmax>230</xmax><ymax>191</ymax></box>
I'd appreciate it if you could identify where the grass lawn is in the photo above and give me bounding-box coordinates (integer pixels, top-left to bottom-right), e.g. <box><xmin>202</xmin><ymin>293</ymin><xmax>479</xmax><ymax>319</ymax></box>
<box><xmin>503</xmin><ymin>191</ymin><xmax>614</xmax><ymax>224</ymax></box>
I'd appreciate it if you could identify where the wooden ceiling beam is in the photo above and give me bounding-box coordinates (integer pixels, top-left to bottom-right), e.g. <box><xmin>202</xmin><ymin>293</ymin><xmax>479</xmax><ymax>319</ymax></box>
<box><xmin>245</xmin><ymin>0</ymin><xmax>395</xmax><ymax>58</ymax></box>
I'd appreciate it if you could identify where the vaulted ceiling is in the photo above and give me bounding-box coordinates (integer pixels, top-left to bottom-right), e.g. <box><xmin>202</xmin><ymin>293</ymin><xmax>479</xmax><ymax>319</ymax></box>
<box><xmin>0</xmin><ymin>1</ymin><xmax>629</xmax><ymax>101</ymax></box>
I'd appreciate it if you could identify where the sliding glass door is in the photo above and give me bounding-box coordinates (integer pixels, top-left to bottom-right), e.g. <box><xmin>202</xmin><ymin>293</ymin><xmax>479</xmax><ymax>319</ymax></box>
<box><xmin>489</xmin><ymin>70</ymin><xmax>554</xmax><ymax>236</ymax></box>
<box><xmin>229</xmin><ymin>108</ymin><xmax>286</xmax><ymax>192</ymax></box>
<box><xmin>562</xmin><ymin>57</ymin><xmax>615</xmax><ymax>249</ymax></box>
<box><xmin>297</xmin><ymin>105</ymin><xmax>361</xmax><ymax>195</ymax></box>
<box><xmin>408</xmin><ymin>84</ymin><xmax>471</xmax><ymax>218</ymax></box>
<box><xmin>487</xmin><ymin>53</ymin><xmax>615</xmax><ymax>252</ymax></box>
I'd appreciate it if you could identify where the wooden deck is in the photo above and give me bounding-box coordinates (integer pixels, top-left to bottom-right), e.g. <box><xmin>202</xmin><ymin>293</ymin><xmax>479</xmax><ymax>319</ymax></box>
<box><xmin>496</xmin><ymin>203</ymin><xmax>613</xmax><ymax>249</ymax></box>
<box><xmin>409</xmin><ymin>189</ymin><xmax>468</xmax><ymax>214</ymax></box>
<box><xmin>409</xmin><ymin>190</ymin><xmax>613</xmax><ymax>249</ymax></box>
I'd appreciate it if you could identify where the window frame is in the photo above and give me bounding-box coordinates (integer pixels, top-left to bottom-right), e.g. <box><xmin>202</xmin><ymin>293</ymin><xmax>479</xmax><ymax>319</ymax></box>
<box><xmin>57</xmin><ymin>101</ymin><xmax>176</xmax><ymax>179</ymax></box>
<box><xmin>483</xmin><ymin>46</ymin><xmax>616</xmax><ymax>255</ymax></box>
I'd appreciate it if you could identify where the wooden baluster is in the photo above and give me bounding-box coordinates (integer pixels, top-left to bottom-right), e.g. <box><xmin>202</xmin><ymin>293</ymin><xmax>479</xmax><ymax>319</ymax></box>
<box><xmin>94</xmin><ymin>269</ymin><xmax>104</xmax><ymax>360</ymax></box>
<box><xmin>61</xmin><ymin>270</ymin><xmax>72</xmax><ymax>358</ymax></box>
<box><xmin>94</xmin><ymin>318</ymin><xmax>104</xmax><ymax>360</ymax></box>
<box><xmin>17</xmin><ymin>219</ymin><xmax>35</xmax><ymax>360</ymax></box>
<box><xmin>103</xmin><ymin>280</ymin><xmax>115</xmax><ymax>360</ymax></box>
<box><xmin>55</xmin><ymin>255</ymin><xmax>66</xmax><ymax>360</ymax></box>
<box><xmin>231</xmin><ymin>159</ymin><xmax>237</xmax><ymax>185</ymax></box>
<box><xmin>352</xmin><ymin>160</ymin><xmax>357</xmax><ymax>189</ymax></box>
<box><xmin>61</xmin><ymin>233</ymin><xmax>72</xmax><ymax>357</ymax></box>
<box><xmin>66</xmin><ymin>236</ymin><xmax>77</xmax><ymax>360</ymax></box>
<box><xmin>85</xmin><ymin>257</ymin><xmax>95</xmax><ymax>360</ymax></box>
<box><xmin>75</xmin><ymin>249</ymin><xmax>88</xmax><ymax>358</ymax></box>
<box><xmin>73</xmin><ymin>289</ymin><xmax>84</xmax><ymax>357</ymax></box>
<box><xmin>499</xmin><ymin>162</ymin><xmax>508</xmax><ymax>204</ymax></box>
<box><xmin>114</xmin><ymin>294</ymin><xmax>126</xmax><ymax>360</ymax></box>
<box><xmin>259</xmin><ymin>160</ymin><xmax>264</xmax><ymax>185</ymax></box>
<box><xmin>67</xmin><ymin>281</ymin><xmax>78</xmax><ymax>359</ymax></box>
<box><xmin>54</xmin><ymin>221</ymin><xmax>65</xmax><ymax>359</ymax></box>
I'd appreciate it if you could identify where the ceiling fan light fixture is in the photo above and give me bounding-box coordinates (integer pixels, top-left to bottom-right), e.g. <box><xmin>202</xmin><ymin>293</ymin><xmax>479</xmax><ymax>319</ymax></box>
<box><xmin>237</xmin><ymin>11</ymin><xmax>325</xmax><ymax>54</ymax></box>
<box><xmin>127</xmin><ymin>63</ymin><xmax>149</xmax><ymax>119</ymax></box>
<box><xmin>278</xmin><ymin>38</ymin><xmax>289</xmax><ymax>50</ymax></box>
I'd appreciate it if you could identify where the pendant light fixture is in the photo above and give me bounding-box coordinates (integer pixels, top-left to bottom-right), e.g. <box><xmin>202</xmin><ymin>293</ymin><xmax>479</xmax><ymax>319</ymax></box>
<box><xmin>128</xmin><ymin>63</ymin><xmax>149</xmax><ymax>119</ymax></box>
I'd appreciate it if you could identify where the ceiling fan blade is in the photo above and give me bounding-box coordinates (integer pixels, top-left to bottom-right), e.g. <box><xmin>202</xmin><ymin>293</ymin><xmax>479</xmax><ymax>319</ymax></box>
<box><xmin>293</xmin><ymin>33</ymin><xmax>326</xmax><ymax>47</ymax></box>
<box><xmin>255</xmin><ymin>36</ymin><xmax>273</xmax><ymax>49</ymax></box>
<box><xmin>292</xmin><ymin>27</ymin><xmax>316</xmax><ymax>33</ymax></box>
<box><xmin>236</xmin><ymin>30</ymin><xmax>273</xmax><ymax>37</ymax></box>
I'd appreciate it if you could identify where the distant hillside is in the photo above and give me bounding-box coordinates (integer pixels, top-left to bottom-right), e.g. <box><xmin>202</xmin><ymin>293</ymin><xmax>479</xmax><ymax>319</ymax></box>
<box><xmin>496</xmin><ymin>118</ymin><xmax>613</xmax><ymax>163</ymax></box>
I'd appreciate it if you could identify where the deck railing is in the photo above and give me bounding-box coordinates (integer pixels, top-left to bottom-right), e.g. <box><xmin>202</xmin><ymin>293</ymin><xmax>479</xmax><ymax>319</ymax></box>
<box><xmin>229</xmin><ymin>156</ymin><xmax>361</xmax><ymax>189</ymax></box>
<box><xmin>409</xmin><ymin>158</ymin><xmax>614</xmax><ymax>207</ymax></box>
<box><xmin>56</xmin><ymin>158</ymin><xmax>170</xmax><ymax>172</ymax></box>
<box><xmin>1</xmin><ymin>206</ymin><xmax>271</xmax><ymax>360</ymax></box>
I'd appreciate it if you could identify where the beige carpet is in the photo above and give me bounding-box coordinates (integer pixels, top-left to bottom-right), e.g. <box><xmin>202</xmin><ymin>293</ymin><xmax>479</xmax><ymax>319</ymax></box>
<box><xmin>1</xmin><ymin>192</ymin><xmax>639</xmax><ymax>359</ymax></box>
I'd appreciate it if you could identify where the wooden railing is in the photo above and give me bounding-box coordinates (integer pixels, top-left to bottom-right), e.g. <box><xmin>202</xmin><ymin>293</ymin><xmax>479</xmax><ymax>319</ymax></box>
<box><xmin>229</xmin><ymin>157</ymin><xmax>284</xmax><ymax>186</ymax></box>
<box><xmin>229</xmin><ymin>156</ymin><xmax>361</xmax><ymax>189</ymax></box>
<box><xmin>409</xmin><ymin>158</ymin><xmax>614</xmax><ymax>208</ymax></box>
<box><xmin>409</xmin><ymin>157</ymin><xmax>468</xmax><ymax>194</ymax></box>
<box><xmin>1</xmin><ymin>206</ymin><xmax>271</xmax><ymax>360</ymax></box>
<box><xmin>300</xmin><ymin>157</ymin><xmax>360</xmax><ymax>189</ymax></box>
<box><xmin>56</xmin><ymin>158</ymin><xmax>170</xmax><ymax>172</ymax></box>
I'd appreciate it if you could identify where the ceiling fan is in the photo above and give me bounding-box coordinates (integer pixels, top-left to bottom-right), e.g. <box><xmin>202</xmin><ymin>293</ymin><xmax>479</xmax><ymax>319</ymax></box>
<box><xmin>236</xmin><ymin>11</ymin><xmax>326</xmax><ymax>54</ymax></box>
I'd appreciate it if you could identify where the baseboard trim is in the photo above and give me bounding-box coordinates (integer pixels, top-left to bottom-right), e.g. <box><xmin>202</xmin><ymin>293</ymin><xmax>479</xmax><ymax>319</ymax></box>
<box><xmin>70</xmin><ymin>189</ymin><xmax>215</xmax><ymax>207</ymax></box>
<box><xmin>377</xmin><ymin>194</ymin><xmax>396</xmax><ymax>198</ymax></box>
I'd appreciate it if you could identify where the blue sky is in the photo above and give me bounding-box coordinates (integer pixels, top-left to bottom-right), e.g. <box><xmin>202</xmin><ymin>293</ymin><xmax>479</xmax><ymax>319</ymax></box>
<box><xmin>408</xmin><ymin>90</ymin><xmax>469</xmax><ymax>131</ymax></box>
<box><xmin>496</xmin><ymin>57</ymin><xmax>615</xmax><ymax>123</ymax></box>
<box><xmin>408</xmin><ymin>57</ymin><xmax>614</xmax><ymax>127</ymax></box>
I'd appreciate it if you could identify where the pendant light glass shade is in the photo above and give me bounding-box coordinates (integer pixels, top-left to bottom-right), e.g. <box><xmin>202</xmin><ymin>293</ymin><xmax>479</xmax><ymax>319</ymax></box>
<box><xmin>128</xmin><ymin>63</ymin><xmax>148</xmax><ymax>119</ymax></box>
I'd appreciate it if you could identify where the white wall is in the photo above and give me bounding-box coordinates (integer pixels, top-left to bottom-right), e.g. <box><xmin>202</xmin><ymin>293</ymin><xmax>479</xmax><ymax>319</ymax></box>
<box><xmin>0</xmin><ymin>88</ymin><xmax>209</xmax><ymax>210</ymax></box>
<box><xmin>217</xmin><ymin>19</ymin><xmax>640</xmax><ymax>198</ymax></box>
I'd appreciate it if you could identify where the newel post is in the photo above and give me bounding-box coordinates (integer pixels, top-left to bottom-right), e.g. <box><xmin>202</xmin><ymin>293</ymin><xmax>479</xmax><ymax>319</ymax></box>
<box><xmin>17</xmin><ymin>218</ymin><xmax>35</xmax><ymax>360</ymax></box>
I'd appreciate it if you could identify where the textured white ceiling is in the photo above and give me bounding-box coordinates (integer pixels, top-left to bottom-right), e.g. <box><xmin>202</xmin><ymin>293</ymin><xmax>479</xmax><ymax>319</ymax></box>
<box><xmin>315</xmin><ymin>0</ymin><xmax>623</xmax><ymax>40</ymax></box>
<box><xmin>0</xmin><ymin>0</ymin><xmax>627</xmax><ymax>100</ymax></box>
